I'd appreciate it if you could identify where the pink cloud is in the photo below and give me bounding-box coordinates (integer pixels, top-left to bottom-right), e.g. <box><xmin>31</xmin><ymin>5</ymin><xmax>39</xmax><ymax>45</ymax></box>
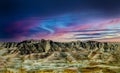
<box><xmin>97</xmin><ymin>18</ymin><xmax>120</xmax><ymax>28</ymax></box>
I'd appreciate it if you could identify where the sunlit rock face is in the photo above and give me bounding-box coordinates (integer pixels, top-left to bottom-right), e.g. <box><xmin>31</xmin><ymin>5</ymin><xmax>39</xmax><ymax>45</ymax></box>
<box><xmin>0</xmin><ymin>39</ymin><xmax>120</xmax><ymax>73</ymax></box>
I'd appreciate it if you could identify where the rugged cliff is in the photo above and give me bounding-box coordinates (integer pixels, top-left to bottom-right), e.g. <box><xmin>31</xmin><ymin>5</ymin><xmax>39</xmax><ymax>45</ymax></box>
<box><xmin>0</xmin><ymin>39</ymin><xmax>120</xmax><ymax>62</ymax></box>
<box><xmin>0</xmin><ymin>39</ymin><xmax>120</xmax><ymax>73</ymax></box>
<box><xmin>0</xmin><ymin>39</ymin><xmax>119</xmax><ymax>55</ymax></box>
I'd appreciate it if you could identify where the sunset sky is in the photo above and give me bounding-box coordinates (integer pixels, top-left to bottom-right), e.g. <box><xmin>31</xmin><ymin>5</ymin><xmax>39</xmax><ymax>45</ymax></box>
<box><xmin>0</xmin><ymin>0</ymin><xmax>120</xmax><ymax>42</ymax></box>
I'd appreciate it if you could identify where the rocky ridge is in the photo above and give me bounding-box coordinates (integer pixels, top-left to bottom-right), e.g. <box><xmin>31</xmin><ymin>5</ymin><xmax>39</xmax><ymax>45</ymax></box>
<box><xmin>0</xmin><ymin>39</ymin><xmax>120</xmax><ymax>62</ymax></box>
<box><xmin>0</xmin><ymin>39</ymin><xmax>120</xmax><ymax>73</ymax></box>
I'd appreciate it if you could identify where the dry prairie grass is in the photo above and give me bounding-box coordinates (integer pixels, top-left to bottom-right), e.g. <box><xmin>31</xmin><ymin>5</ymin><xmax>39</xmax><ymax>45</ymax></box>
<box><xmin>63</xmin><ymin>68</ymin><xmax>78</xmax><ymax>73</ymax></box>
<box><xmin>80</xmin><ymin>66</ymin><xmax>116</xmax><ymax>73</ymax></box>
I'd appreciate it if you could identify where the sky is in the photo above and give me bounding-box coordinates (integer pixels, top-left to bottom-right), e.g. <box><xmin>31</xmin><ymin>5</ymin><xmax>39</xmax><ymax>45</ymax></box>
<box><xmin>0</xmin><ymin>0</ymin><xmax>120</xmax><ymax>42</ymax></box>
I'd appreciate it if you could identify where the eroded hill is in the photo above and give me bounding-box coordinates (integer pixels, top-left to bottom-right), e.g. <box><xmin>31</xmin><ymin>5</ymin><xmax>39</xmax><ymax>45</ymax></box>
<box><xmin>0</xmin><ymin>40</ymin><xmax>120</xmax><ymax>73</ymax></box>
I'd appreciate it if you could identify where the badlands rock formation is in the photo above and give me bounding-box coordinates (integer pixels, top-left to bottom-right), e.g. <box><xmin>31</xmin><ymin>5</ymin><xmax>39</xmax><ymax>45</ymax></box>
<box><xmin>0</xmin><ymin>39</ymin><xmax>120</xmax><ymax>73</ymax></box>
